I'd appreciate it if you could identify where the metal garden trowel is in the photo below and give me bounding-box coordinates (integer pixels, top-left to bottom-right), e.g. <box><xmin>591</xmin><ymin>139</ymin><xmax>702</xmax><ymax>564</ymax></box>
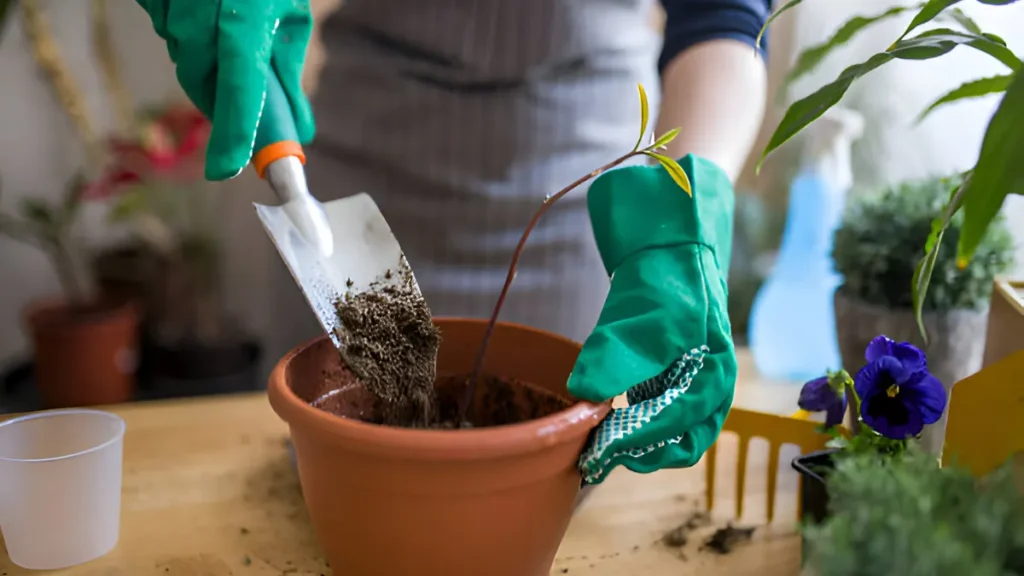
<box><xmin>252</xmin><ymin>74</ymin><xmax>419</xmax><ymax>350</ymax></box>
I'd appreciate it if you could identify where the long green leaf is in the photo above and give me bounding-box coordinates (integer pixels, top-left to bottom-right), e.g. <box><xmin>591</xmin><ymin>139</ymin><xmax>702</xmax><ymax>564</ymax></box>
<box><xmin>912</xmin><ymin>179</ymin><xmax>967</xmax><ymax>341</ymax></box>
<box><xmin>652</xmin><ymin>128</ymin><xmax>680</xmax><ymax>150</ymax></box>
<box><xmin>759</xmin><ymin>53</ymin><xmax>894</xmax><ymax>172</ymax></box>
<box><xmin>892</xmin><ymin>29</ymin><xmax>1020</xmax><ymax>69</ymax></box>
<box><xmin>896</xmin><ymin>0</ymin><xmax>962</xmax><ymax>42</ymax></box>
<box><xmin>917</xmin><ymin>74</ymin><xmax>1013</xmax><ymax>122</ymax></box>
<box><xmin>634</xmin><ymin>84</ymin><xmax>650</xmax><ymax>153</ymax></box>
<box><xmin>757</xmin><ymin>0</ymin><xmax>804</xmax><ymax>49</ymax></box>
<box><xmin>759</xmin><ymin>30</ymin><xmax>1021</xmax><ymax>171</ymax></box>
<box><xmin>946</xmin><ymin>7</ymin><xmax>982</xmax><ymax>35</ymax></box>
<box><xmin>957</xmin><ymin>69</ymin><xmax>1024</xmax><ymax>266</ymax></box>
<box><xmin>978</xmin><ymin>0</ymin><xmax>1021</xmax><ymax>4</ymax></box>
<box><xmin>783</xmin><ymin>5</ymin><xmax>920</xmax><ymax>89</ymax></box>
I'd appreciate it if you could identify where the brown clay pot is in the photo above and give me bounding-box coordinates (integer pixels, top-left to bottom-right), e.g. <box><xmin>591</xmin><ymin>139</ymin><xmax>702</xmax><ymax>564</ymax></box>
<box><xmin>24</xmin><ymin>298</ymin><xmax>140</xmax><ymax>408</ymax></box>
<box><xmin>268</xmin><ymin>318</ymin><xmax>610</xmax><ymax>576</ymax></box>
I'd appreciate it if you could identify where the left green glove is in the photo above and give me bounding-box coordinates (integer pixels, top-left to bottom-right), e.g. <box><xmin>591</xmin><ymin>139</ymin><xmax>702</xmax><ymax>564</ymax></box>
<box><xmin>134</xmin><ymin>0</ymin><xmax>316</xmax><ymax>180</ymax></box>
<box><xmin>569</xmin><ymin>154</ymin><xmax>738</xmax><ymax>485</ymax></box>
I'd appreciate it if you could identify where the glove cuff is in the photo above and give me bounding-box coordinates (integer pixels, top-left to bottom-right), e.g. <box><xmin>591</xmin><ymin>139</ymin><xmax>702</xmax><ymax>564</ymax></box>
<box><xmin>587</xmin><ymin>154</ymin><xmax>734</xmax><ymax>275</ymax></box>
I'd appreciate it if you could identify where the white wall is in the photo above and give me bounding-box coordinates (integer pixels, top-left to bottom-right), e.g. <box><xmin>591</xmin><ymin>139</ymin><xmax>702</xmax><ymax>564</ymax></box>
<box><xmin>0</xmin><ymin>1</ymin><xmax>278</xmax><ymax>372</ymax></box>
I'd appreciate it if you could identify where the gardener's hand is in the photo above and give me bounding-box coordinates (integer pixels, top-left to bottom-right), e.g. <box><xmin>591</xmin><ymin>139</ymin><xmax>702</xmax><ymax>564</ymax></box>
<box><xmin>569</xmin><ymin>155</ymin><xmax>738</xmax><ymax>485</ymax></box>
<box><xmin>134</xmin><ymin>0</ymin><xmax>315</xmax><ymax>180</ymax></box>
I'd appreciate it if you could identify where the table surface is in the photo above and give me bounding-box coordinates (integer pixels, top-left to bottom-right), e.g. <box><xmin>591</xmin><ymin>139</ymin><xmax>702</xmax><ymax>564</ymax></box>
<box><xmin>0</xmin><ymin>350</ymin><xmax>806</xmax><ymax>575</ymax></box>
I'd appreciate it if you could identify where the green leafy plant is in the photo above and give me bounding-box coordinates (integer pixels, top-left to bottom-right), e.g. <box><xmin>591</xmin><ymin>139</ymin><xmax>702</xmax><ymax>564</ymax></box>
<box><xmin>461</xmin><ymin>84</ymin><xmax>690</xmax><ymax>422</ymax></box>
<box><xmin>804</xmin><ymin>449</ymin><xmax>1024</xmax><ymax>576</ymax></box>
<box><xmin>0</xmin><ymin>176</ymin><xmax>90</xmax><ymax>305</ymax></box>
<box><xmin>832</xmin><ymin>174</ymin><xmax>1013</xmax><ymax>311</ymax></box>
<box><xmin>758</xmin><ymin>0</ymin><xmax>1024</xmax><ymax>341</ymax></box>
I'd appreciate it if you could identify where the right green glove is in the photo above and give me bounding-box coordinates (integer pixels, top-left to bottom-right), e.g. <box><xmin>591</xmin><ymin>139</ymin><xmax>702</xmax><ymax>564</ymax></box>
<box><xmin>134</xmin><ymin>0</ymin><xmax>316</xmax><ymax>181</ymax></box>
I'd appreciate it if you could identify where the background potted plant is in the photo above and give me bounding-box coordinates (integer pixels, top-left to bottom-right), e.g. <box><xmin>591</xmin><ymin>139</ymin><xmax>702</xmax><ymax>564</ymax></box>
<box><xmin>801</xmin><ymin>449</ymin><xmax>1024</xmax><ymax>576</ymax></box>
<box><xmin>793</xmin><ymin>334</ymin><xmax>948</xmax><ymax>524</ymax></box>
<box><xmin>89</xmin><ymin>103</ymin><xmax>262</xmax><ymax>399</ymax></box>
<box><xmin>0</xmin><ymin>0</ymin><xmax>142</xmax><ymax>408</ymax></box>
<box><xmin>830</xmin><ymin>175</ymin><xmax>1012</xmax><ymax>453</ymax></box>
<box><xmin>759</xmin><ymin>0</ymin><xmax>1024</xmax><ymax>343</ymax></box>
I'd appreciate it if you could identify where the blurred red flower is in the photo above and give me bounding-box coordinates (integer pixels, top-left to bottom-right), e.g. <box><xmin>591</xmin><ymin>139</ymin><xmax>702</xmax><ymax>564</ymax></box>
<box><xmin>84</xmin><ymin>104</ymin><xmax>210</xmax><ymax>200</ymax></box>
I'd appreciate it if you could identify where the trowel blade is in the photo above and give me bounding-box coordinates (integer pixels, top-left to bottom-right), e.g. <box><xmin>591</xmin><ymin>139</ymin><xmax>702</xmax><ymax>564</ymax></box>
<box><xmin>254</xmin><ymin>192</ymin><xmax>421</xmax><ymax>349</ymax></box>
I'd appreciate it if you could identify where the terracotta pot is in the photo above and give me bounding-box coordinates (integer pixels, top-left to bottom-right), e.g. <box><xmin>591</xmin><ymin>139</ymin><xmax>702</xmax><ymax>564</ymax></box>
<box><xmin>268</xmin><ymin>318</ymin><xmax>609</xmax><ymax>576</ymax></box>
<box><xmin>24</xmin><ymin>298</ymin><xmax>140</xmax><ymax>408</ymax></box>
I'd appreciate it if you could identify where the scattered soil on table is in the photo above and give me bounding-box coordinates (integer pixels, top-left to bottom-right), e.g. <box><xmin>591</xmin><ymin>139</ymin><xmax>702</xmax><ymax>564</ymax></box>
<box><xmin>662</xmin><ymin>510</ymin><xmax>711</xmax><ymax>548</ymax></box>
<box><xmin>701</xmin><ymin>523</ymin><xmax>756</xmax><ymax>555</ymax></box>
<box><xmin>333</xmin><ymin>261</ymin><xmax>441</xmax><ymax>427</ymax></box>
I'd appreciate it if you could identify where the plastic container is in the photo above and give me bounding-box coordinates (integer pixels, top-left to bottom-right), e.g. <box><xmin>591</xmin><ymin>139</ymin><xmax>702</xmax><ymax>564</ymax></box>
<box><xmin>0</xmin><ymin>409</ymin><xmax>126</xmax><ymax>570</ymax></box>
<box><xmin>748</xmin><ymin>107</ymin><xmax>864</xmax><ymax>381</ymax></box>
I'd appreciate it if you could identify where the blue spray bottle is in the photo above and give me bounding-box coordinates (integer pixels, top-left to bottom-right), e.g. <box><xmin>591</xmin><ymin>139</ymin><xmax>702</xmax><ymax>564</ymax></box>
<box><xmin>748</xmin><ymin>108</ymin><xmax>864</xmax><ymax>382</ymax></box>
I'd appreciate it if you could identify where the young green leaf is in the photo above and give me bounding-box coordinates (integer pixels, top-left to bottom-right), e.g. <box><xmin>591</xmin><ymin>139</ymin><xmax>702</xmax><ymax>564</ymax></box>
<box><xmin>957</xmin><ymin>69</ymin><xmax>1024</xmax><ymax>267</ymax></box>
<box><xmin>911</xmin><ymin>181</ymin><xmax>966</xmax><ymax>341</ymax></box>
<box><xmin>651</xmin><ymin>128</ymin><xmax>680</xmax><ymax>150</ymax></box>
<box><xmin>784</xmin><ymin>5</ymin><xmax>918</xmax><ymax>89</ymax></box>
<box><xmin>19</xmin><ymin>198</ymin><xmax>55</xmax><ymax>227</ymax></box>
<box><xmin>756</xmin><ymin>0</ymin><xmax>803</xmax><ymax>49</ymax></box>
<box><xmin>107</xmin><ymin>189</ymin><xmax>147</xmax><ymax>223</ymax></box>
<box><xmin>644</xmin><ymin>151</ymin><xmax>692</xmax><ymax>195</ymax></box>
<box><xmin>917</xmin><ymin>74</ymin><xmax>1013</xmax><ymax>123</ymax></box>
<box><xmin>895</xmin><ymin>0</ymin><xmax>963</xmax><ymax>42</ymax></box>
<box><xmin>634</xmin><ymin>84</ymin><xmax>650</xmax><ymax>152</ymax></box>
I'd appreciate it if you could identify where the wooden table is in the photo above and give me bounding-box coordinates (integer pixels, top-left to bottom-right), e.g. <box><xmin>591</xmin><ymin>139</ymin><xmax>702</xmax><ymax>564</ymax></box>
<box><xmin>0</xmin><ymin>351</ymin><xmax>805</xmax><ymax>575</ymax></box>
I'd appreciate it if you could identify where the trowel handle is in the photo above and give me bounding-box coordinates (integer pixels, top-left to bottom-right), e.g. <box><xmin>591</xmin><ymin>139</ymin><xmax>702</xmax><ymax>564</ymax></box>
<box><xmin>252</xmin><ymin>73</ymin><xmax>306</xmax><ymax>179</ymax></box>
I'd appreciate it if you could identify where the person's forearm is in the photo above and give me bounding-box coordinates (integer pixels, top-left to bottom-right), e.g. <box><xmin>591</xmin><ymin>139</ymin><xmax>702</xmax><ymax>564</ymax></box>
<box><xmin>655</xmin><ymin>39</ymin><xmax>767</xmax><ymax>183</ymax></box>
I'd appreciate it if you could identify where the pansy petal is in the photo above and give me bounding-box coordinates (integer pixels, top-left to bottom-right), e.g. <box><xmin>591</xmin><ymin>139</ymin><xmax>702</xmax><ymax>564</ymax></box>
<box><xmin>881</xmin><ymin>408</ymin><xmax>925</xmax><ymax>439</ymax></box>
<box><xmin>854</xmin><ymin>356</ymin><xmax>907</xmax><ymax>400</ymax></box>
<box><xmin>864</xmin><ymin>335</ymin><xmax>895</xmax><ymax>362</ymax></box>
<box><xmin>824</xmin><ymin>392</ymin><xmax>847</xmax><ymax>428</ymax></box>
<box><xmin>892</xmin><ymin>342</ymin><xmax>928</xmax><ymax>373</ymax></box>
<box><xmin>904</xmin><ymin>372</ymin><xmax>947</xmax><ymax>425</ymax></box>
<box><xmin>798</xmin><ymin>376</ymin><xmax>834</xmax><ymax>412</ymax></box>
<box><xmin>861</xmin><ymin>393</ymin><xmax>925</xmax><ymax>439</ymax></box>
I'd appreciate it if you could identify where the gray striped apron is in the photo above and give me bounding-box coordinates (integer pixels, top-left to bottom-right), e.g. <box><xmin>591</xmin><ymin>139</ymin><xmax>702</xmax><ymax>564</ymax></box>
<box><xmin>270</xmin><ymin>0</ymin><xmax>661</xmax><ymax>361</ymax></box>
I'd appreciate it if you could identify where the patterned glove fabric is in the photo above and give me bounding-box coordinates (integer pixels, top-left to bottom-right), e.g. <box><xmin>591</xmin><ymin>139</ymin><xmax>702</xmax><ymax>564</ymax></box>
<box><xmin>134</xmin><ymin>0</ymin><xmax>316</xmax><ymax>180</ymax></box>
<box><xmin>570</xmin><ymin>154</ymin><xmax>738</xmax><ymax>485</ymax></box>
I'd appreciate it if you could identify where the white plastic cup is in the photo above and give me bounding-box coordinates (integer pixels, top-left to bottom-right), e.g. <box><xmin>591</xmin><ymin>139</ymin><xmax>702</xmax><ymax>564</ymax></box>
<box><xmin>0</xmin><ymin>409</ymin><xmax>125</xmax><ymax>570</ymax></box>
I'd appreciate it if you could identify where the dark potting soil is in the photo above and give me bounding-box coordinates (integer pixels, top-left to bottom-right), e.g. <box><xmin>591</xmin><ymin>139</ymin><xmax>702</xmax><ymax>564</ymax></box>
<box><xmin>310</xmin><ymin>368</ymin><xmax>573</xmax><ymax>430</ymax></box>
<box><xmin>702</xmin><ymin>524</ymin><xmax>756</xmax><ymax>555</ymax></box>
<box><xmin>332</xmin><ymin>263</ymin><xmax>441</xmax><ymax>427</ymax></box>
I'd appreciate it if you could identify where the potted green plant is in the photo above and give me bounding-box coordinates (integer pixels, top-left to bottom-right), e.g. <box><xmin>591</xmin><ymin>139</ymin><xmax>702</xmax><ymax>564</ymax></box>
<box><xmin>801</xmin><ymin>449</ymin><xmax>1024</xmax><ymax>575</ymax></box>
<box><xmin>0</xmin><ymin>0</ymin><xmax>141</xmax><ymax>408</ymax></box>
<box><xmin>268</xmin><ymin>87</ymin><xmax>693</xmax><ymax>575</ymax></box>
<box><xmin>830</xmin><ymin>175</ymin><xmax>1012</xmax><ymax>453</ymax></box>
<box><xmin>758</xmin><ymin>0</ymin><xmax>1024</xmax><ymax>345</ymax></box>
<box><xmin>793</xmin><ymin>334</ymin><xmax>948</xmax><ymax>524</ymax></box>
<box><xmin>89</xmin><ymin>103</ymin><xmax>262</xmax><ymax>399</ymax></box>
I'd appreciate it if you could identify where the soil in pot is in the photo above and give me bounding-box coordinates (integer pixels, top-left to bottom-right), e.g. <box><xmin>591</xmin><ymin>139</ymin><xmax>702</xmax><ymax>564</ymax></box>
<box><xmin>24</xmin><ymin>298</ymin><xmax>139</xmax><ymax>408</ymax></box>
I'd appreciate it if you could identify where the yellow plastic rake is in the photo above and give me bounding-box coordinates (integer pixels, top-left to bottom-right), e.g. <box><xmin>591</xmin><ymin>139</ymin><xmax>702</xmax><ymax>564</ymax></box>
<box><xmin>704</xmin><ymin>408</ymin><xmax>831</xmax><ymax>523</ymax></box>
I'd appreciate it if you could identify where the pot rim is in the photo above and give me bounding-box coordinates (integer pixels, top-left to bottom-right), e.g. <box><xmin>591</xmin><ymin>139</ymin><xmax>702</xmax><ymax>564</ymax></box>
<box><xmin>23</xmin><ymin>296</ymin><xmax>139</xmax><ymax>331</ymax></box>
<box><xmin>268</xmin><ymin>318</ymin><xmax>611</xmax><ymax>460</ymax></box>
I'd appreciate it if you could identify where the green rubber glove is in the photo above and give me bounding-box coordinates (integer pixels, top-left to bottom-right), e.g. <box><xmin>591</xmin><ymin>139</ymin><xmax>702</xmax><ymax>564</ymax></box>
<box><xmin>570</xmin><ymin>154</ymin><xmax>738</xmax><ymax>485</ymax></box>
<box><xmin>134</xmin><ymin>0</ymin><xmax>316</xmax><ymax>180</ymax></box>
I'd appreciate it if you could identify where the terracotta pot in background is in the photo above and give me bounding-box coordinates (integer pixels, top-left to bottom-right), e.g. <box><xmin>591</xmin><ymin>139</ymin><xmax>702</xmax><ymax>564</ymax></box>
<box><xmin>24</xmin><ymin>298</ymin><xmax>140</xmax><ymax>408</ymax></box>
<box><xmin>269</xmin><ymin>318</ymin><xmax>609</xmax><ymax>576</ymax></box>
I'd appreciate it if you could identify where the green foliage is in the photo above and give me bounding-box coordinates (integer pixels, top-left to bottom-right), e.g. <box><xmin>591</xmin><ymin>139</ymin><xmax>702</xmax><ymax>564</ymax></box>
<box><xmin>804</xmin><ymin>450</ymin><xmax>1024</xmax><ymax>576</ymax></box>
<box><xmin>758</xmin><ymin>0</ymin><xmax>1024</xmax><ymax>341</ymax></box>
<box><xmin>832</xmin><ymin>175</ymin><xmax>1013</xmax><ymax>311</ymax></box>
<box><xmin>0</xmin><ymin>175</ymin><xmax>89</xmax><ymax>302</ymax></box>
<box><xmin>634</xmin><ymin>84</ymin><xmax>691</xmax><ymax>195</ymax></box>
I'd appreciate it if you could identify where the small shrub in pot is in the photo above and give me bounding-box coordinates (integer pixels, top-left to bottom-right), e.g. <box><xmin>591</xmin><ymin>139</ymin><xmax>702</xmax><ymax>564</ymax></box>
<box><xmin>831</xmin><ymin>175</ymin><xmax>1013</xmax><ymax>453</ymax></box>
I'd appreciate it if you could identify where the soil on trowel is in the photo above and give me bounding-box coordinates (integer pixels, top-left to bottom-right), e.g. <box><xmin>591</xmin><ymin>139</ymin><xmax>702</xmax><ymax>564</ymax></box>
<box><xmin>333</xmin><ymin>261</ymin><xmax>441</xmax><ymax>428</ymax></box>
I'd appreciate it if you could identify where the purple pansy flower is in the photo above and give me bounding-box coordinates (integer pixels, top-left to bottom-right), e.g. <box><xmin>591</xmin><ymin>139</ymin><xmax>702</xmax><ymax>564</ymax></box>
<box><xmin>798</xmin><ymin>372</ymin><xmax>847</xmax><ymax>428</ymax></box>
<box><xmin>854</xmin><ymin>337</ymin><xmax>946</xmax><ymax>440</ymax></box>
